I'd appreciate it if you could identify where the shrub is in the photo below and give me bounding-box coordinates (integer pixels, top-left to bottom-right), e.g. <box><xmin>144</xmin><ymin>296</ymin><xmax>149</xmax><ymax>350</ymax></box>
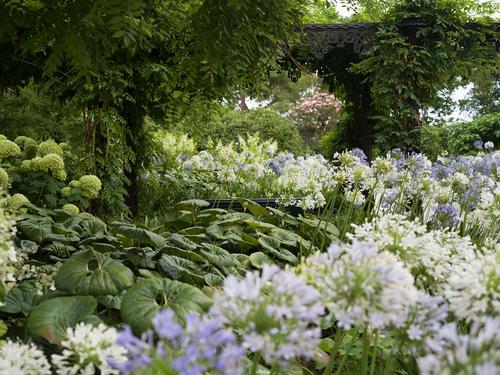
<box><xmin>286</xmin><ymin>91</ymin><xmax>342</xmax><ymax>149</ymax></box>
<box><xmin>449</xmin><ymin>112</ymin><xmax>500</xmax><ymax>154</ymax></box>
<box><xmin>172</xmin><ymin>107</ymin><xmax>308</xmax><ymax>155</ymax></box>
<box><xmin>0</xmin><ymin>134</ymin><xmax>101</xmax><ymax>210</ymax></box>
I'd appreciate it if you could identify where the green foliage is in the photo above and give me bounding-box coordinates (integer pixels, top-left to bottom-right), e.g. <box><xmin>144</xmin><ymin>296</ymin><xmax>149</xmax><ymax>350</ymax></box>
<box><xmin>121</xmin><ymin>277</ymin><xmax>212</xmax><ymax>333</ymax></box>
<box><xmin>449</xmin><ymin>112</ymin><xmax>500</xmax><ymax>154</ymax></box>
<box><xmin>0</xmin><ymin>84</ymin><xmax>82</xmax><ymax>142</ymax></box>
<box><xmin>26</xmin><ymin>296</ymin><xmax>97</xmax><ymax>344</ymax></box>
<box><xmin>418</xmin><ymin>123</ymin><xmax>450</xmax><ymax>160</ymax></box>
<box><xmin>174</xmin><ymin>108</ymin><xmax>308</xmax><ymax>155</ymax></box>
<box><xmin>350</xmin><ymin>0</ymin><xmax>498</xmax><ymax>152</ymax></box>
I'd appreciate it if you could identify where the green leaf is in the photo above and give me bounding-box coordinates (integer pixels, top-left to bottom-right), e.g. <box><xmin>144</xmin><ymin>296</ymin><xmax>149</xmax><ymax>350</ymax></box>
<box><xmin>175</xmin><ymin>199</ymin><xmax>210</xmax><ymax>211</ymax></box>
<box><xmin>258</xmin><ymin>235</ymin><xmax>298</xmax><ymax>264</ymax></box>
<box><xmin>17</xmin><ymin>217</ymin><xmax>53</xmax><ymax>243</ymax></box>
<box><xmin>157</xmin><ymin>254</ymin><xmax>205</xmax><ymax>285</ymax></box>
<box><xmin>55</xmin><ymin>250</ymin><xmax>135</xmax><ymax>296</ymax></box>
<box><xmin>0</xmin><ymin>282</ymin><xmax>40</xmax><ymax>316</ymax></box>
<box><xmin>112</xmin><ymin>222</ymin><xmax>167</xmax><ymax>248</ymax></box>
<box><xmin>121</xmin><ymin>278</ymin><xmax>212</xmax><ymax>333</ymax></box>
<box><xmin>249</xmin><ymin>252</ymin><xmax>274</xmax><ymax>269</ymax></box>
<box><xmin>240</xmin><ymin>199</ymin><xmax>270</xmax><ymax>217</ymax></box>
<box><xmin>27</xmin><ymin>296</ymin><xmax>97</xmax><ymax>343</ymax></box>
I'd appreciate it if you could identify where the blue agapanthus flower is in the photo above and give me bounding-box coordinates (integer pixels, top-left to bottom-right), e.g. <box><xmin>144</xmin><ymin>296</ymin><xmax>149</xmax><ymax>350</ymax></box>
<box><xmin>109</xmin><ymin>309</ymin><xmax>244</xmax><ymax>375</ymax></box>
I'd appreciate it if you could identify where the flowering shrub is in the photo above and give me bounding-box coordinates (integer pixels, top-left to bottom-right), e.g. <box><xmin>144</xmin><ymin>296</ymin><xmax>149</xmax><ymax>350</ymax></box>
<box><xmin>286</xmin><ymin>91</ymin><xmax>342</xmax><ymax>148</ymax></box>
<box><xmin>0</xmin><ymin>134</ymin><xmax>102</xmax><ymax>211</ymax></box>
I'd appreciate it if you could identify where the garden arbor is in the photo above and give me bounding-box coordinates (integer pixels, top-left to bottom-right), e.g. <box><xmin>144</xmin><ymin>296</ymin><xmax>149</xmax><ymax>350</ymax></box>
<box><xmin>288</xmin><ymin>19</ymin><xmax>499</xmax><ymax>157</ymax></box>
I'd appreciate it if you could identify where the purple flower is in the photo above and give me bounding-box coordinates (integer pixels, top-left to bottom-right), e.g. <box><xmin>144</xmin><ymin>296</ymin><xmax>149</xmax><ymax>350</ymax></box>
<box><xmin>473</xmin><ymin>140</ymin><xmax>484</xmax><ymax>149</ymax></box>
<box><xmin>267</xmin><ymin>159</ymin><xmax>282</xmax><ymax>174</ymax></box>
<box><xmin>429</xmin><ymin>204</ymin><xmax>459</xmax><ymax>229</ymax></box>
<box><xmin>110</xmin><ymin>309</ymin><xmax>244</xmax><ymax>375</ymax></box>
<box><xmin>351</xmin><ymin>148</ymin><xmax>368</xmax><ymax>165</ymax></box>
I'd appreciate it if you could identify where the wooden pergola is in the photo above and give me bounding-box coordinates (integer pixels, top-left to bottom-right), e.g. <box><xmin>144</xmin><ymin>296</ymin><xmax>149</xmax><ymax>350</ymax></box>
<box><xmin>286</xmin><ymin>21</ymin><xmax>499</xmax><ymax>155</ymax></box>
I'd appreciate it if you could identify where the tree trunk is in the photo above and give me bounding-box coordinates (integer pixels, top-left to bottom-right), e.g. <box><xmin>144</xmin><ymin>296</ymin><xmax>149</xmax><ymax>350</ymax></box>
<box><xmin>122</xmin><ymin>102</ymin><xmax>146</xmax><ymax>218</ymax></box>
<box><xmin>239</xmin><ymin>90</ymin><xmax>249</xmax><ymax>111</ymax></box>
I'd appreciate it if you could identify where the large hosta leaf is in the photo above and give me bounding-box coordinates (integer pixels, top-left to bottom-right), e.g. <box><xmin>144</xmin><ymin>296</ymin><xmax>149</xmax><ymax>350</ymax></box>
<box><xmin>27</xmin><ymin>296</ymin><xmax>97</xmax><ymax>343</ymax></box>
<box><xmin>0</xmin><ymin>282</ymin><xmax>40</xmax><ymax>316</ymax></box>
<box><xmin>121</xmin><ymin>278</ymin><xmax>212</xmax><ymax>333</ymax></box>
<box><xmin>157</xmin><ymin>255</ymin><xmax>205</xmax><ymax>285</ymax></box>
<box><xmin>17</xmin><ymin>217</ymin><xmax>53</xmax><ymax>243</ymax></box>
<box><xmin>55</xmin><ymin>250</ymin><xmax>135</xmax><ymax>296</ymax></box>
<box><xmin>258</xmin><ymin>235</ymin><xmax>298</xmax><ymax>264</ymax></box>
<box><xmin>112</xmin><ymin>222</ymin><xmax>167</xmax><ymax>248</ymax></box>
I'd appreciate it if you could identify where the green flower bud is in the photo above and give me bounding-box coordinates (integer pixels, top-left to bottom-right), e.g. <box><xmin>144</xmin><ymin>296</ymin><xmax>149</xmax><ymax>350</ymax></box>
<box><xmin>62</xmin><ymin>203</ymin><xmax>80</xmax><ymax>215</ymax></box>
<box><xmin>69</xmin><ymin>180</ymin><xmax>80</xmax><ymax>188</ymax></box>
<box><xmin>78</xmin><ymin>175</ymin><xmax>102</xmax><ymax>199</ymax></box>
<box><xmin>0</xmin><ymin>135</ymin><xmax>6</xmax><ymax>141</ymax></box>
<box><xmin>0</xmin><ymin>140</ymin><xmax>21</xmax><ymax>159</ymax></box>
<box><xmin>0</xmin><ymin>168</ymin><xmax>9</xmax><ymax>189</ymax></box>
<box><xmin>36</xmin><ymin>139</ymin><xmax>64</xmax><ymax>157</ymax></box>
<box><xmin>61</xmin><ymin>186</ymin><xmax>72</xmax><ymax>197</ymax></box>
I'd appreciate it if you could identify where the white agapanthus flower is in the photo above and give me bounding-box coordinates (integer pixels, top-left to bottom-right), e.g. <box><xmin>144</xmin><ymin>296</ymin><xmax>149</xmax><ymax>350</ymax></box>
<box><xmin>485</xmin><ymin>141</ymin><xmax>494</xmax><ymax>150</ymax></box>
<box><xmin>299</xmin><ymin>240</ymin><xmax>418</xmax><ymax>330</ymax></box>
<box><xmin>348</xmin><ymin>214</ymin><xmax>476</xmax><ymax>293</ymax></box>
<box><xmin>445</xmin><ymin>248</ymin><xmax>500</xmax><ymax>320</ymax></box>
<box><xmin>51</xmin><ymin>323</ymin><xmax>128</xmax><ymax>375</ymax></box>
<box><xmin>210</xmin><ymin>265</ymin><xmax>324</xmax><ymax>366</ymax></box>
<box><xmin>417</xmin><ymin>318</ymin><xmax>500</xmax><ymax>375</ymax></box>
<box><xmin>0</xmin><ymin>340</ymin><xmax>51</xmax><ymax>374</ymax></box>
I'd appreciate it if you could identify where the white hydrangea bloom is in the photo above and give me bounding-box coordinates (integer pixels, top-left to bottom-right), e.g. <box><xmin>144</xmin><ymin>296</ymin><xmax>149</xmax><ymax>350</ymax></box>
<box><xmin>0</xmin><ymin>340</ymin><xmax>51</xmax><ymax>374</ymax></box>
<box><xmin>299</xmin><ymin>240</ymin><xmax>418</xmax><ymax>330</ymax></box>
<box><xmin>51</xmin><ymin>323</ymin><xmax>127</xmax><ymax>375</ymax></box>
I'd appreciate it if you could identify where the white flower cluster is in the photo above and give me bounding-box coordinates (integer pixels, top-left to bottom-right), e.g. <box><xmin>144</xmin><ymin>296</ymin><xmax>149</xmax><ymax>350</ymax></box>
<box><xmin>0</xmin><ymin>340</ymin><xmax>51</xmax><ymax>374</ymax></box>
<box><xmin>299</xmin><ymin>240</ymin><xmax>418</xmax><ymax>330</ymax></box>
<box><xmin>210</xmin><ymin>265</ymin><xmax>324</xmax><ymax>366</ymax></box>
<box><xmin>348</xmin><ymin>214</ymin><xmax>476</xmax><ymax>293</ymax></box>
<box><xmin>417</xmin><ymin>317</ymin><xmax>500</xmax><ymax>375</ymax></box>
<box><xmin>445</xmin><ymin>246</ymin><xmax>500</xmax><ymax>321</ymax></box>
<box><xmin>51</xmin><ymin>323</ymin><xmax>128</xmax><ymax>375</ymax></box>
<box><xmin>181</xmin><ymin>134</ymin><xmax>333</xmax><ymax>209</ymax></box>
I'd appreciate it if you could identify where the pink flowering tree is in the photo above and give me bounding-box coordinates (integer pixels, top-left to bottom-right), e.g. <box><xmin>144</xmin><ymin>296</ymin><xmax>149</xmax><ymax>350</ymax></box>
<box><xmin>286</xmin><ymin>91</ymin><xmax>342</xmax><ymax>148</ymax></box>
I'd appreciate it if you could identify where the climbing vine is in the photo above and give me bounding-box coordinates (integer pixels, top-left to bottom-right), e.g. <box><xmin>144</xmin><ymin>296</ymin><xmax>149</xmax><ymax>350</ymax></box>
<box><xmin>350</xmin><ymin>0</ymin><xmax>498</xmax><ymax>152</ymax></box>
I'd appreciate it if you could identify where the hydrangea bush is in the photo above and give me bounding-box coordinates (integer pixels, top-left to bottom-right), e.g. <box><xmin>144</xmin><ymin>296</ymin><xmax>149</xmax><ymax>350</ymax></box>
<box><xmin>0</xmin><ymin>134</ymin><xmax>102</xmax><ymax>212</ymax></box>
